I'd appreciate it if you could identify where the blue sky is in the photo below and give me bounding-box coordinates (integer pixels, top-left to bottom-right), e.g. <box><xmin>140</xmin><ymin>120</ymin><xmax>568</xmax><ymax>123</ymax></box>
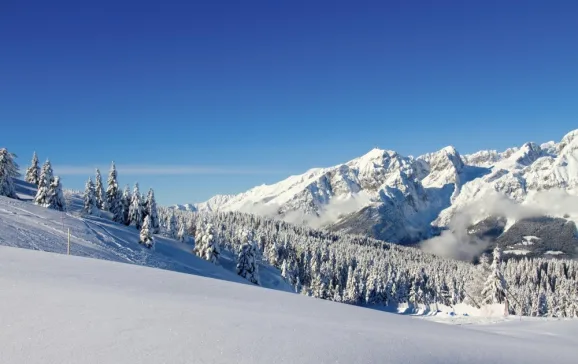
<box><xmin>2</xmin><ymin>1</ymin><xmax>577</xmax><ymax>205</ymax></box>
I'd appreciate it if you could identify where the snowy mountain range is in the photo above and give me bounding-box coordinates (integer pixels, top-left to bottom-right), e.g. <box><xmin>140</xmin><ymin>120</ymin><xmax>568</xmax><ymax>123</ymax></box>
<box><xmin>177</xmin><ymin>129</ymin><xmax>578</xmax><ymax>256</ymax></box>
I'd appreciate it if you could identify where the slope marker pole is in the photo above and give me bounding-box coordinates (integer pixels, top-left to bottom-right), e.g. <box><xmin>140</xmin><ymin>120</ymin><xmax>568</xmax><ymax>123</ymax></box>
<box><xmin>67</xmin><ymin>228</ymin><xmax>70</xmax><ymax>255</ymax></box>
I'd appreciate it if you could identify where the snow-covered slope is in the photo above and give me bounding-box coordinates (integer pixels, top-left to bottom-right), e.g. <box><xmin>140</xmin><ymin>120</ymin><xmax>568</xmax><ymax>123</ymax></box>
<box><xmin>0</xmin><ymin>180</ymin><xmax>293</xmax><ymax>293</ymax></box>
<box><xmin>182</xmin><ymin>130</ymin><xmax>578</xmax><ymax>246</ymax></box>
<box><xmin>1</xmin><ymin>246</ymin><xmax>577</xmax><ymax>364</ymax></box>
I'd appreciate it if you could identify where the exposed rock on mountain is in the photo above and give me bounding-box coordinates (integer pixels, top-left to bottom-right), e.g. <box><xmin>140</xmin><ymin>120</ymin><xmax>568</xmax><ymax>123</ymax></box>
<box><xmin>177</xmin><ymin>129</ymin><xmax>578</xmax><ymax>257</ymax></box>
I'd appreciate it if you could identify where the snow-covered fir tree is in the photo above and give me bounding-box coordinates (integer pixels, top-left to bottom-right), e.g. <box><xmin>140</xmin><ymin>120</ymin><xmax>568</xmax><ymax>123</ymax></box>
<box><xmin>106</xmin><ymin>162</ymin><xmax>122</xmax><ymax>223</ymax></box>
<box><xmin>128</xmin><ymin>183</ymin><xmax>143</xmax><ymax>229</ymax></box>
<box><xmin>46</xmin><ymin>176</ymin><xmax>65</xmax><ymax>211</ymax></box>
<box><xmin>0</xmin><ymin>148</ymin><xmax>19</xmax><ymax>198</ymax></box>
<box><xmin>464</xmin><ymin>253</ymin><xmax>491</xmax><ymax>307</ymax></box>
<box><xmin>177</xmin><ymin>222</ymin><xmax>186</xmax><ymax>243</ymax></box>
<box><xmin>94</xmin><ymin>169</ymin><xmax>107</xmax><ymax>210</ymax></box>
<box><xmin>265</xmin><ymin>240</ymin><xmax>279</xmax><ymax>266</ymax></box>
<box><xmin>166</xmin><ymin>210</ymin><xmax>177</xmax><ymax>238</ymax></box>
<box><xmin>24</xmin><ymin>151</ymin><xmax>40</xmax><ymax>186</ymax></box>
<box><xmin>481</xmin><ymin>247</ymin><xmax>507</xmax><ymax>305</ymax></box>
<box><xmin>343</xmin><ymin>266</ymin><xmax>361</xmax><ymax>304</ymax></box>
<box><xmin>194</xmin><ymin>221</ymin><xmax>219</xmax><ymax>264</ymax></box>
<box><xmin>34</xmin><ymin>160</ymin><xmax>53</xmax><ymax>206</ymax></box>
<box><xmin>145</xmin><ymin>188</ymin><xmax>160</xmax><ymax>234</ymax></box>
<box><xmin>121</xmin><ymin>185</ymin><xmax>131</xmax><ymax>225</ymax></box>
<box><xmin>139</xmin><ymin>215</ymin><xmax>154</xmax><ymax>249</ymax></box>
<box><xmin>236</xmin><ymin>237</ymin><xmax>260</xmax><ymax>285</ymax></box>
<box><xmin>83</xmin><ymin>177</ymin><xmax>97</xmax><ymax>215</ymax></box>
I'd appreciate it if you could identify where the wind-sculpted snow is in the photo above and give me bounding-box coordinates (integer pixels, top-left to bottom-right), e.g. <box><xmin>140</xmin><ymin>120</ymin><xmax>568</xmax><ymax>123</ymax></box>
<box><xmin>179</xmin><ymin>129</ymin><xmax>578</xmax><ymax>250</ymax></box>
<box><xmin>1</xmin><ymin>246</ymin><xmax>577</xmax><ymax>364</ymax></box>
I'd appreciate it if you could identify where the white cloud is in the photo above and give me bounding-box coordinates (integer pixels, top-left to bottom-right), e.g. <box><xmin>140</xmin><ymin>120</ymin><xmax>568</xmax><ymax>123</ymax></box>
<box><xmin>54</xmin><ymin>165</ymin><xmax>288</xmax><ymax>176</ymax></box>
<box><xmin>421</xmin><ymin>188</ymin><xmax>578</xmax><ymax>261</ymax></box>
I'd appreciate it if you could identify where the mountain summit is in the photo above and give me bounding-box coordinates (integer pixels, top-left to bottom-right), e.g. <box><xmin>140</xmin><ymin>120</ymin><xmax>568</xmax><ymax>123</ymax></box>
<box><xmin>178</xmin><ymin>129</ymin><xmax>578</xmax><ymax>251</ymax></box>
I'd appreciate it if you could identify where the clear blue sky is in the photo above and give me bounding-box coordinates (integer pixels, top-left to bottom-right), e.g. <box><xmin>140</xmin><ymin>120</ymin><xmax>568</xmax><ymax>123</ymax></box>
<box><xmin>2</xmin><ymin>1</ymin><xmax>577</xmax><ymax>205</ymax></box>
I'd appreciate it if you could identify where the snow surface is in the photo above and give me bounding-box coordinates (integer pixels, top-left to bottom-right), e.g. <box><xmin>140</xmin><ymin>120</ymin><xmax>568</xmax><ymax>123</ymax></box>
<box><xmin>1</xmin><ymin>246</ymin><xmax>577</xmax><ymax>364</ymax></box>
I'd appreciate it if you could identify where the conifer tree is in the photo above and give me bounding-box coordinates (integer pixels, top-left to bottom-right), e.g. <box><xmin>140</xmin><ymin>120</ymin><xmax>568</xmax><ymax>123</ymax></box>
<box><xmin>236</xmin><ymin>240</ymin><xmax>260</xmax><ymax>285</ymax></box>
<box><xmin>25</xmin><ymin>151</ymin><xmax>40</xmax><ymax>186</ymax></box>
<box><xmin>46</xmin><ymin>176</ymin><xmax>65</xmax><ymax>211</ymax></box>
<box><xmin>465</xmin><ymin>254</ymin><xmax>491</xmax><ymax>307</ymax></box>
<box><xmin>139</xmin><ymin>215</ymin><xmax>154</xmax><ymax>249</ymax></box>
<box><xmin>146</xmin><ymin>188</ymin><xmax>160</xmax><ymax>234</ymax></box>
<box><xmin>0</xmin><ymin>148</ymin><xmax>19</xmax><ymax>198</ymax></box>
<box><xmin>344</xmin><ymin>266</ymin><xmax>360</xmax><ymax>304</ymax></box>
<box><xmin>481</xmin><ymin>247</ymin><xmax>507</xmax><ymax>305</ymax></box>
<box><xmin>128</xmin><ymin>183</ymin><xmax>143</xmax><ymax>229</ymax></box>
<box><xmin>203</xmin><ymin>224</ymin><xmax>220</xmax><ymax>264</ymax></box>
<box><xmin>34</xmin><ymin>160</ymin><xmax>53</xmax><ymax>206</ymax></box>
<box><xmin>177</xmin><ymin>222</ymin><xmax>186</xmax><ymax>243</ymax></box>
<box><xmin>94</xmin><ymin>169</ymin><xmax>107</xmax><ymax>210</ymax></box>
<box><xmin>265</xmin><ymin>241</ymin><xmax>279</xmax><ymax>266</ymax></box>
<box><xmin>167</xmin><ymin>210</ymin><xmax>177</xmax><ymax>238</ymax></box>
<box><xmin>194</xmin><ymin>222</ymin><xmax>220</xmax><ymax>264</ymax></box>
<box><xmin>83</xmin><ymin>177</ymin><xmax>97</xmax><ymax>215</ymax></box>
<box><xmin>106</xmin><ymin>162</ymin><xmax>122</xmax><ymax>222</ymax></box>
<box><xmin>121</xmin><ymin>185</ymin><xmax>131</xmax><ymax>225</ymax></box>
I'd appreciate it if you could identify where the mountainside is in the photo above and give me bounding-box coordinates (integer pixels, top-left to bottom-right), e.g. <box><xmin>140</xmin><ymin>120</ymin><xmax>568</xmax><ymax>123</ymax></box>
<box><xmin>181</xmin><ymin>129</ymin><xmax>578</xmax><ymax>257</ymax></box>
<box><xmin>0</xmin><ymin>180</ymin><xmax>292</xmax><ymax>293</ymax></box>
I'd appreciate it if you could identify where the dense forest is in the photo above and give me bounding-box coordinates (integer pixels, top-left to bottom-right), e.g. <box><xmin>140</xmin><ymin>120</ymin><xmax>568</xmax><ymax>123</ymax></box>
<box><xmin>159</xmin><ymin>207</ymin><xmax>578</xmax><ymax>318</ymax></box>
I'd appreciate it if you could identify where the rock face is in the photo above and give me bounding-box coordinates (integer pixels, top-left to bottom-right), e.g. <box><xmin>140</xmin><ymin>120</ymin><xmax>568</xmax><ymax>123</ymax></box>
<box><xmin>177</xmin><ymin>129</ymin><xmax>578</xmax><ymax>256</ymax></box>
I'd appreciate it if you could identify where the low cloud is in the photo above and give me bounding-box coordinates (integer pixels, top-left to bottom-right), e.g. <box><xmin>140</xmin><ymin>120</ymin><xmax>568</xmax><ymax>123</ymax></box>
<box><xmin>421</xmin><ymin>188</ymin><xmax>578</xmax><ymax>261</ymax></box>
<box><xmin>54</xmin><ymin>165</ymin><xmax>288</xmax><ymax>176</ymax></box>
<box><xmin>234</xmin><ymin>191</ymin><xmax>373</xmax><ymax>230</ymax></box>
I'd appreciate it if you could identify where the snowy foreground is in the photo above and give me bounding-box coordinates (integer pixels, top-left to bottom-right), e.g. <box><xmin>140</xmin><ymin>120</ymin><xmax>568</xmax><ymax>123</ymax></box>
<box><xmin>1</xmin><ymin>247</ymin><xmax>577</xmax><ymax>364</ymax></box>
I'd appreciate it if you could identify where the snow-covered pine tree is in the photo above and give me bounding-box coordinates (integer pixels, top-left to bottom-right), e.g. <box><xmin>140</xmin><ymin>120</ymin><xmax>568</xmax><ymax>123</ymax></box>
<box><xmin>139</xmin><ymin>215</ymin><xmax>154</xmax><ymax>249</ymax></box>
<box><xmin>343</xmin><ymin>266</ymin><xmax>360</xmax><ymax>304</ymax></box>
<box><xmin>83</xmin><ymin>177</ymin><xmax>97</xmax><ymax>215</ymax></box>
<box><xmin>193</xmin><ymin>221</ymin><xmax>220</xmax><ymax>264</ymax></box>
<box><xmin>464</xmin><ymin>253</ymin><xmax>491</xmax><ymax>307</ymax></box>
<box><xmin>146</xmin><ymin>188</ymin><xmax>160</xmax><ymax>234</ymax></box>
<box><xmin>236</xmin><ymin>240</ymin><xmax>260</xmax><ymax>285</ymax></box>
<box><xmin>106</xmin><ymin>162</ymin><xmax>122</xmax><ymax>222</ymax></box>
<box><xmin>202</xmin><ymin>223</ymin><xmax>220</xmax><ymax>264</ymax></box>
<box><xmin>94</xmin><ymin>169</ymin><xmax>107</xmax><ymax>210</ymax></box>
<box><xmin>34</xmin><ymin>160</ymin><xmax>53</xmax><ymax>206</ymax></box>
<box><xmin>0</xmin><ymin>148</ymin><xmax>19</xmax><ymax>198</ymax></box>
<box><xmin>177</xmin><ymin>222</ymin><xmax>186</xmax><ymax>243</ymax></box>
<box><xmin>128</xmin><ymin>183</ymin><xmax>143</xmax><ymax>229</ymax></box>
<box><xmin>481</xmin><ymin>247</ymin><xmax>508</xmax><ymax>305</ymax></box>
<box><xmin>46</xmin><ymin>176</ymin><xmax>65</xmax><ymax>211</ymax></box>
<box><xmin>166</xmin><ymin>210</ymin><xmax>177</xmax><ymax>238</ymax></box>
<box><xmin>121</xmin><ymin>185</ymin><xmax>131</xmax><ymax>225</ymax></box>
<box><xmin>193</xmin><ymin>218</ymin><xmax>205</xmax><ymax>253</ymax></box>
<box><xmin>265</xmin><ymin>240</ymin><xmax>279</xmax><ymax>266</ymax></box>
<box><xmin>25</xmin><ymin>151</ymin><xmax>40</xmax><ymax>186</ymax></box>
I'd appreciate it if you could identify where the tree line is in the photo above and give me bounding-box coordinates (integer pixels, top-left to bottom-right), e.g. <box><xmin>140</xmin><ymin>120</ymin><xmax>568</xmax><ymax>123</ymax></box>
<box><xmin>158</xmin><ymin>207</ymin><xmax>578</xmax><ymax>317</ymax></box>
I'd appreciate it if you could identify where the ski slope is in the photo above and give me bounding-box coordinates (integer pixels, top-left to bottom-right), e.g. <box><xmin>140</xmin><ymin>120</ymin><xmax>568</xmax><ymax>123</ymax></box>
<box><xmin>1</xmin><ymin>246</ymin><xmax>577</xmax><ymax>364</ymax></box>
<box><xmin>0</xmin><ymin>180</ymin><xmax>292</xmax><ymax>292</ymax></box>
